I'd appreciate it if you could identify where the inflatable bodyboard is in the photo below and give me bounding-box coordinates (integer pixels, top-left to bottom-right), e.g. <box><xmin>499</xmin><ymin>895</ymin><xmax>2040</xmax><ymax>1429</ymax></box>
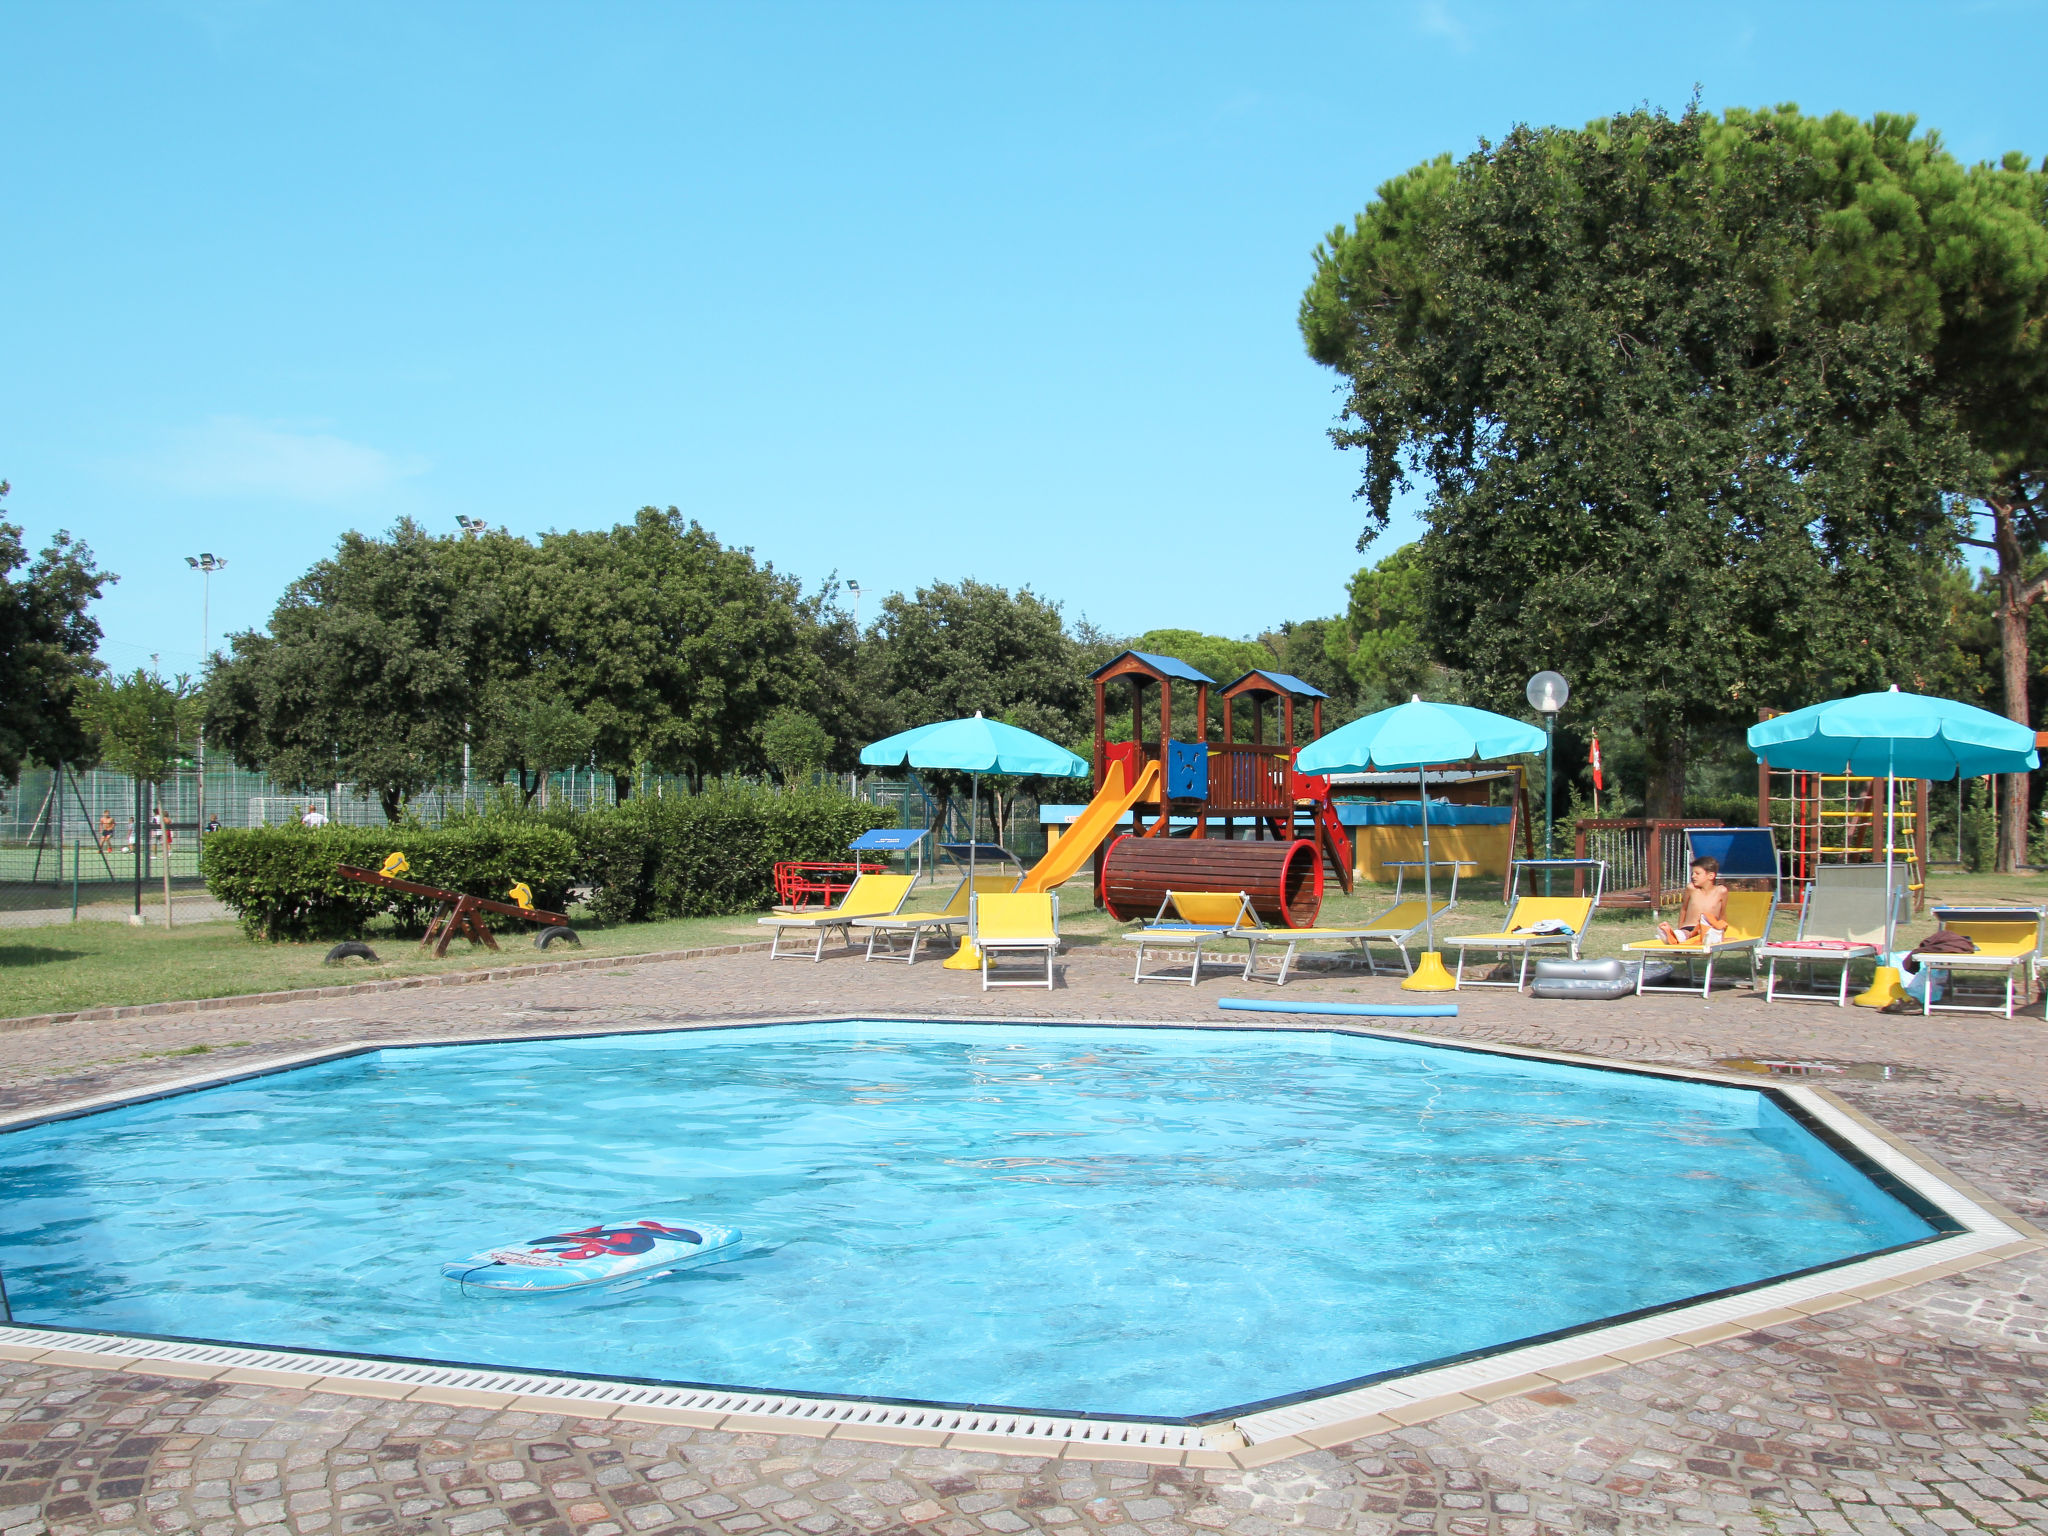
<box><xmin>443</xmin><ymin>1216</ymin><xmax>741</xmax><ymax>1292</ymax></box>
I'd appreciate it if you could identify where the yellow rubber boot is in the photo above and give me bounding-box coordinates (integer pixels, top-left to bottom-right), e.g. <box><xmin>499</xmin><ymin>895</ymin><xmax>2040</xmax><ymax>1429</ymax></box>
<box><xmin>1853</xmin><ymin>964</ymin><xmax>1907</xmax><ymax>1008</ymax></box>
<box><xmin>942</xmin><ymin>937</ymin><xmax>984</xmax><ymax>971</ymax></box>
<box><xmin>1403</xmin><ymin>952</ymin><xmax>1458</xmax><ymax>991</ymax></box>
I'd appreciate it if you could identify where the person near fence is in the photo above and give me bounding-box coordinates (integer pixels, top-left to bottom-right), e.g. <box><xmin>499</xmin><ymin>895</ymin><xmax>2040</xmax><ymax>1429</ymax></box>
<box><xmin>1656</xmin><ymin>855</ymin><xmax>1729</xmax><ymax>946</ymax></box>
<box><xmin>301</xmin><ymin>803</ymin><xmax>328</xmax><ymax>828</ymax></box>
<box><xmin>97</xmin><ymin>812</ymin><xmax>113</xmax><ymax>854</ymax></box>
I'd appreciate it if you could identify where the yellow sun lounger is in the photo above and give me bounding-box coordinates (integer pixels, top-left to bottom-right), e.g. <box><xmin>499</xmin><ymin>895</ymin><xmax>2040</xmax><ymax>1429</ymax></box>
<box><xmin>1237</xmin><ymin>899</ymin><xmax>1454</xmax><ymax>986</ymax></box>
<box><xmin>1445</xmin><ymin>898</ymin><xmax>1594</xmax><ymax>988</ymax></box>
<box><xmin>851</xmin><ymin>875</ymin><xmax>1020</xmax><ymax>964</ymax></box>
<box><xmin>970</xmin><ymin>891</ymin><xmax>1061</xmax><ymax>990</ymax></box>
<box><xmin>1121</xmin><ymin>891</ymin><xmax>1259</xmax><ymax>985</ymax></box>
<box><xmin>1911</xmin><ymin>906</ymin><xmax>2045</xmax><ymax>1018</ymax></box>
<box><xmin>1621</xmin><ymin>890</ymin><xmax>1776</xmax><ymax>998</ymax></box>
<box><xmin>757</xmin><ymin>873</ymin><xmax>915</xmax><ymax>960</ymax></box>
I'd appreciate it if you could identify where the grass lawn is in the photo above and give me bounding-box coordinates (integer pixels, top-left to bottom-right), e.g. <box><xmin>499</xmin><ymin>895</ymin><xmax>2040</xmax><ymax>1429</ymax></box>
<box><xmin>0</xmin><ymin>910</ymin><xmax>778</xmax><ymax>1019</ymax></box>
<box><xmin>6</xmin><ymin>862</ymin><xmax>2045</xmax><ymax>1020</ymax></box>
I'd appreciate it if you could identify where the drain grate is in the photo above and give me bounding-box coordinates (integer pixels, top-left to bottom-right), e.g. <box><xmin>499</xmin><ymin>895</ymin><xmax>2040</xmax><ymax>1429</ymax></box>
<box><xmin>0</xmin><ymin>1326</ymin><xmax>1212</xmax><ymax>1449</ymax></box>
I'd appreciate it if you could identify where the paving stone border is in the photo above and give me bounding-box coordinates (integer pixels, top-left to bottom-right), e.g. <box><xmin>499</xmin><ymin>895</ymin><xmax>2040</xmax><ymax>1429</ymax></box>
<box><xmin>9</xmin><ymin>946</ymin><xmax>2048</xmax><ymax>1531</ymax></box>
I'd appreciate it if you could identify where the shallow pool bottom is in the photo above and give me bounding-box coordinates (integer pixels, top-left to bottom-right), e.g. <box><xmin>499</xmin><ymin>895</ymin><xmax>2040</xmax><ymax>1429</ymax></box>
<box><xmin>0</xmin><ymin>1018</ymin><xmax>1981</xmax><ymax>1427</ymax></box>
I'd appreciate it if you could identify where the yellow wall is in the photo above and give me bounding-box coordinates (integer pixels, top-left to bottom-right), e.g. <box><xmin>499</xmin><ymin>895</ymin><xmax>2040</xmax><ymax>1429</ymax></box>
<box><xmin>1354</xmin><ymin>824</ymin><xmax>1514</xmax><ymax>882</ymax></box>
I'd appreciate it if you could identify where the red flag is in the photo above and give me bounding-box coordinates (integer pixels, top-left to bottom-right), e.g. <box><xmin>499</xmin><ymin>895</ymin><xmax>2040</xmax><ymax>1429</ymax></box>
<box><xmin>1590</xmin><ymin>734</ymin><xmax>1604</xmax><ymax>792</ymax></box>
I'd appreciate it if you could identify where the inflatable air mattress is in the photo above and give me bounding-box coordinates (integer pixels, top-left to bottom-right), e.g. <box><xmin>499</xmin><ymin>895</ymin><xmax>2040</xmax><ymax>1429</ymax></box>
<box><xmin>1529</xmin><ymin>957</ymin><xmax>1671</xmax><ymax>1000</ymax></box>
<box><xmin>443</xmin><ymin>1216</ymin><xmax>741</xmax><ymax>1292</ymax></box>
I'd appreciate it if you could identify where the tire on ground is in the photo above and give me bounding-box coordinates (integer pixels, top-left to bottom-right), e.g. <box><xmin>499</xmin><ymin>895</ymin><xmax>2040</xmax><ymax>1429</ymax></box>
<box><xmin>324</xmin><ymin>941</ymin><xmax>380</xmax><ymax>965</ymax></box>
<box><xmin>536</xmin><ymin>927</ymin><xmax>581</xmax><ymax>949</ymax></box>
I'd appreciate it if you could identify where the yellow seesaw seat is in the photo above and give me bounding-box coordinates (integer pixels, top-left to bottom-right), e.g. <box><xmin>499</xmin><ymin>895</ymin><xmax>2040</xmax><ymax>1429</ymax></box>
<box><xmin>757</xmin><ymin>873</ymin><xmax>914</xmax><ymax>961</ymax></box>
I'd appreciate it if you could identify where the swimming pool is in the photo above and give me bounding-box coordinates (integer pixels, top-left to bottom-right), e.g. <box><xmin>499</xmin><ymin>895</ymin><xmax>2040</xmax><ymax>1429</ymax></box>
<box><xmin>0</xmin><ymin>1021</ymin><xmax>1948</xmax><ymax>1420</ymax></box>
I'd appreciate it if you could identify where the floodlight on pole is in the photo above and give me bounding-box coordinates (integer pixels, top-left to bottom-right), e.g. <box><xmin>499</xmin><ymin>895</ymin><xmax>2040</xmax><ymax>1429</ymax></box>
<box><xmin>1525</xmin><ymin>671</ymin><xmax>1569</xmax><ymax>891</ymax></box>
<box><xmin>846</xmin><ymin>580</ymin><xmax>862</xmax><ymax>632</ymax></box>
<box><xmin>456</xmin><ymin>516</ymin><xmax>489</xmax><ymax>537</ymax></box>
<box><xmin>186</xmin><ymin>554</ymin><xmax>227</xmax><ymax>848</ymax></box>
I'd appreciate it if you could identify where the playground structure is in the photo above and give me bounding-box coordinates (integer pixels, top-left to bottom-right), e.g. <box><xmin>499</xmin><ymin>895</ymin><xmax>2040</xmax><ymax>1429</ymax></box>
<box><xmin>1754</xmin><ymin>741</ymin><xmax>1928</xmax><ymax>915</ymax></box>
<box><xmin>1006</xmin><ymin>650</ymin><xmax>1353</xmax><ymax>929</ymax></box>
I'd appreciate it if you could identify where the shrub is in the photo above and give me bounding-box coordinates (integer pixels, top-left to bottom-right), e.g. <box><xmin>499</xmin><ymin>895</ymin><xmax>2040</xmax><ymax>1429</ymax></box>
<box><xmin>203</xmin><ymin>822</ymin><xmax>579</xmax><ymax>941</ymax></box>
<box><xmin>569</xmin><ymin>785</ymin><xmax>894</xmax><ymax>924</ymax></box>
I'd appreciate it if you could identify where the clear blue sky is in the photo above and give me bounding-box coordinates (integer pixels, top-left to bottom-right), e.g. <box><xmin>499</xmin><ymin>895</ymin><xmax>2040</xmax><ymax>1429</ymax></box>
<box><xmin>4</xmin><ymin>2</ymin><xmax>2045</xmax><ymax>677</ymax></box>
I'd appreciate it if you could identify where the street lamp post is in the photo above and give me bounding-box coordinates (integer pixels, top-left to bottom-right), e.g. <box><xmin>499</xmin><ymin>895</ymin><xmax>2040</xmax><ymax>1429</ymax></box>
<box><xmin>845</xmin><ymin>582</ymin><xmax>863</xmax><ymax>795</ymax></box>
<box><xmin>1525</xmin><ymin>671</ymin><xmax>1570</xmax><ymax>893</ymax></box>
<box><xmin>185</xmin><ymin>555</ymin><xmax>226</xmax><ymax>850</ymax></box>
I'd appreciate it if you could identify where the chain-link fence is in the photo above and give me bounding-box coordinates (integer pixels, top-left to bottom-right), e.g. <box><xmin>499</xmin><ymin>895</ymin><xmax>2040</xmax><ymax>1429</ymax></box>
<box><xmin>0</xmin><ymin>763</ymin><xmax>1041</xmax><ymax>926</ymax></box>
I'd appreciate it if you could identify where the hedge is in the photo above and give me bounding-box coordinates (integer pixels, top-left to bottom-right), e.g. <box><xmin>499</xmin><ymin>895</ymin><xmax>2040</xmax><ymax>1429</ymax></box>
<box><xmin>564</xmin><ymin>786</ymin><xmax>894</xmax><ymax>925</ymax></box>
<box><xmin>201</xmin><ymin>788</ymin><xmax>895</xmax><ymax>940</ymax></box>
<box><xmin>202</xmin><ymin>823</ymin><xmax>580</xmax><ymax>941</ymax></box>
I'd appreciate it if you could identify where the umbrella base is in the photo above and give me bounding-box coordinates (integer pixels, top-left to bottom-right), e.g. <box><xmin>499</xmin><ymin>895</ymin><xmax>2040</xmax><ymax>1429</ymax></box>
<box><xmin>1854</xmin><ymin>965</ymin><xmax>1907</xmax><ymax>1008</ymax></box>
<box><xmin>943</xmin><ymin>937</ymin><xmax>984</xmax><ymax>971</ymax></box>
<box><xmin>1402</xmin><ymin>952</ymin><xmax>1458</xmax><ymax>991</ymax></box>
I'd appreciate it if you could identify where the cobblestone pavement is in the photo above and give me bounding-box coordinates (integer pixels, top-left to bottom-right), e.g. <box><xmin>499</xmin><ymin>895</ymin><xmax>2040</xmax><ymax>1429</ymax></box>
<box><xmin>5</xmin><ymin>944</ymin><xmax>2048</xmax><ymax>1534</ymax></box>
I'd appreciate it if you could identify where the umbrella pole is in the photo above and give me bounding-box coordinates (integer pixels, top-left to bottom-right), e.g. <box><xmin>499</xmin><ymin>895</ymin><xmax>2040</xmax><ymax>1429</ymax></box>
<box><xmin>1404</xmin><ymin>762</ymin><xmax>1456</xmax><ymax>991</ymax></box>
<box><xmin>944</xmin><ymin>772</ymin><xmax>985</xmax><ymax>970</ymax></box>
<box><xmin>1855</xmin><ymin>746</ymin><xmax>1907</xmax><ymax>1008</ymax></box>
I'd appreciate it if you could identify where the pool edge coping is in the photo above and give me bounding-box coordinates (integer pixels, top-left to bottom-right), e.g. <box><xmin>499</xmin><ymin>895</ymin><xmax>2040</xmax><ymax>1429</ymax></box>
<box><xmin>0</xmin><ymin>1010</ymin><xmax>2033</xmax><ymax>1468</ymax></box>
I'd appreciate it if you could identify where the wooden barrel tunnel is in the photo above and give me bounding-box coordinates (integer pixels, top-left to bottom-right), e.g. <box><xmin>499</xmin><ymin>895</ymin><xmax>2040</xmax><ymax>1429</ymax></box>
<box><xmin>1100</xmin><ymin>835</ymin><xmax>1324</xmax><ymax>929</ymax></box>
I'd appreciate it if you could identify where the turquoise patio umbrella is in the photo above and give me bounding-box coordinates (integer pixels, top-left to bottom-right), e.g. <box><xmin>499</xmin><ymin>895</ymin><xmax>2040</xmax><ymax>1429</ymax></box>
<box><xmin>1748</xmin><ymin>686</ymin><xmax>2039</xmax><ymax>970</ymax></box>
<box><xmin>859</xmin><ymin>712</ymin><xmax>1089</xmax><ymax>896</ymax></box>
<box><xmin>1297</xmin><ymin>697</ymin><xmax>1545</xmax><ymax>984</ymax></box>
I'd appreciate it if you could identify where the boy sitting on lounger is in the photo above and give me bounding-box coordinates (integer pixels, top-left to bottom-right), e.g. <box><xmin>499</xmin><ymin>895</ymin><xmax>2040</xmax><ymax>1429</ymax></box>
<box><xmin>1658</xmin><ymin>856</ymin><xmax>1728</xmax><ymax>946</ymax></box>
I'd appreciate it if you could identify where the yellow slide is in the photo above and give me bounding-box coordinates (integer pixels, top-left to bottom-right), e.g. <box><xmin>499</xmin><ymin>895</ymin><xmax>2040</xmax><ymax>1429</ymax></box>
<box><xmin>1018</xmin><ymin>759</ymin><xmax>1163</xmax><ymax>894</ymax></box>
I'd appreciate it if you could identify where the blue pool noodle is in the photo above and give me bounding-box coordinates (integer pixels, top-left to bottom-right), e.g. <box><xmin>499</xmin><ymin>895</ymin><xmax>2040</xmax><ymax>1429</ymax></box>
<box><xmin>1218</xmin><ymin>998</ymin><xmax>1458</xmax><ymax>1018</ymax></box>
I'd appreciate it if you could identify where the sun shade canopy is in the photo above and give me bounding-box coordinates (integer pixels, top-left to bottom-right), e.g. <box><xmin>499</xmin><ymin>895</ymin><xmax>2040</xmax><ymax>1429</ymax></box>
<box><xmin>1296</xmin><ymin>698</ymin><xmax>1545</xmax><ymax>773</ymax></box>
<box><xmin>1747</xmin><ymin>688</ymin><xmax>2039</xmax><ymax>779</ymax></box>
<box><xmin>859</xmin><ymin>715</ymin><xmax>1088</xmax><ymax>777</ymax></box>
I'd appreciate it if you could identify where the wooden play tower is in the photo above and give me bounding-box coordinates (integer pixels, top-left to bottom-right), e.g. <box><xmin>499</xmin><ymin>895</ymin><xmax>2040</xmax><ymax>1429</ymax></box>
<box><xmin>1085</xmin><ymin>650</ymin><xmax>1352</xmax><ymax>927</ymax></box>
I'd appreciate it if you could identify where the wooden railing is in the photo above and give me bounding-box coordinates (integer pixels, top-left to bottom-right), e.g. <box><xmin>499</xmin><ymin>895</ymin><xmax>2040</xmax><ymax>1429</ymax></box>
<box><xmin>1099</xmin><ymin>741</ymin><xmax>1298</xmax><ymax>818</ymax></box>
<box><xmin>1208</xmin><ymin>743</ymin><xmax>1293</xmax><ymax>816</ymax></box>
<box><xmin>1572</xmin><ymin>819</ymin><xmax>1725</xmax><ymax>908</ymax></box>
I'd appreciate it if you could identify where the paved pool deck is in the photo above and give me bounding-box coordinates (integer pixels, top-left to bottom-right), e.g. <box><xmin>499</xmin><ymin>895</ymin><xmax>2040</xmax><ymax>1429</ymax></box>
<box><xmin>4</xmin><ymin>942</ymin><xmax>2048</xmax><ymax>1536</ymax></box>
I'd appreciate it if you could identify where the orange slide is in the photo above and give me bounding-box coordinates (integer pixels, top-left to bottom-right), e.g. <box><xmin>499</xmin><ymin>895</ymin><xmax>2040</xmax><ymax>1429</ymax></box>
<box><xmin>1017</xmin><ymin>759</ymin><xmax>1163</xmax><ymax>894</ymax></box>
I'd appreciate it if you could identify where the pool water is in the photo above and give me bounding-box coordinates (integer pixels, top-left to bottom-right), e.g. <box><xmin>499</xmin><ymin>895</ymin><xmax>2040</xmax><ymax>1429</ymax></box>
<box><xmin>0</xmin><ymin>1022</ymin><xmax>1940</xmax><ymax>1419</ymax></box>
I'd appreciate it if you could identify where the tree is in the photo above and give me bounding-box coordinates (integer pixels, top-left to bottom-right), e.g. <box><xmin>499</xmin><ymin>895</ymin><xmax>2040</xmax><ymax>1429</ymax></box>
<box><xmin>206</xmin><ymin>510</ymin><xmax>827</xmax><ymax>816</ymax></box>
<box><xmin>1300</xmin><ymin>105</ymin><xmax>1982</xmax><ymax>815</ymax></box>
<box><xmin>1324</xmin><ymin>544</ymin><xmax>1436</xmax><ymax>710</ymax></box>
<box><xmin>78</xmin><ymin>669</ymin><xmax>199</xmax><ymax>923</ymax></box>
<box><xmin>206</xmin><ymin>519</ymin><xmax>494</xmax><ymax>821</ymax></box>
<box><xmin>527</xmin><ymin>509</ymin><xmax>819</xmax><ymax>795</ymax></box>
<box><xmin>761</xmin><ymin>706</ymin><xmax>832</xmax><ymax>785</ymax></box>
<box><xmin>0</xmin><ymin>481</ymin><xmax>114</xmax><ymax>782</ymax></box>
<box><xmin>866</xmin><ymin>580</ymin><xmax>1087</xmax><ymax>835</ymax></box>
<box><xmin>475</xmin><ymin>681</ymin><xmax>598</xmax><ymax>806</ymax></box>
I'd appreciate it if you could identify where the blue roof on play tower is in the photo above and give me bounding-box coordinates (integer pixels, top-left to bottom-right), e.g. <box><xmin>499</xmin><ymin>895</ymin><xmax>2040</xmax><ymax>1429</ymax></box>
<box><xmin>1222</xmin><ymin>669</ymin><xmax>1328</xmax><ymax>700</ymax></box>
<box><xmin>1087</xmin><ymin>650</ymin><xmax>1216</xmax><ymax>683</ymax></box>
